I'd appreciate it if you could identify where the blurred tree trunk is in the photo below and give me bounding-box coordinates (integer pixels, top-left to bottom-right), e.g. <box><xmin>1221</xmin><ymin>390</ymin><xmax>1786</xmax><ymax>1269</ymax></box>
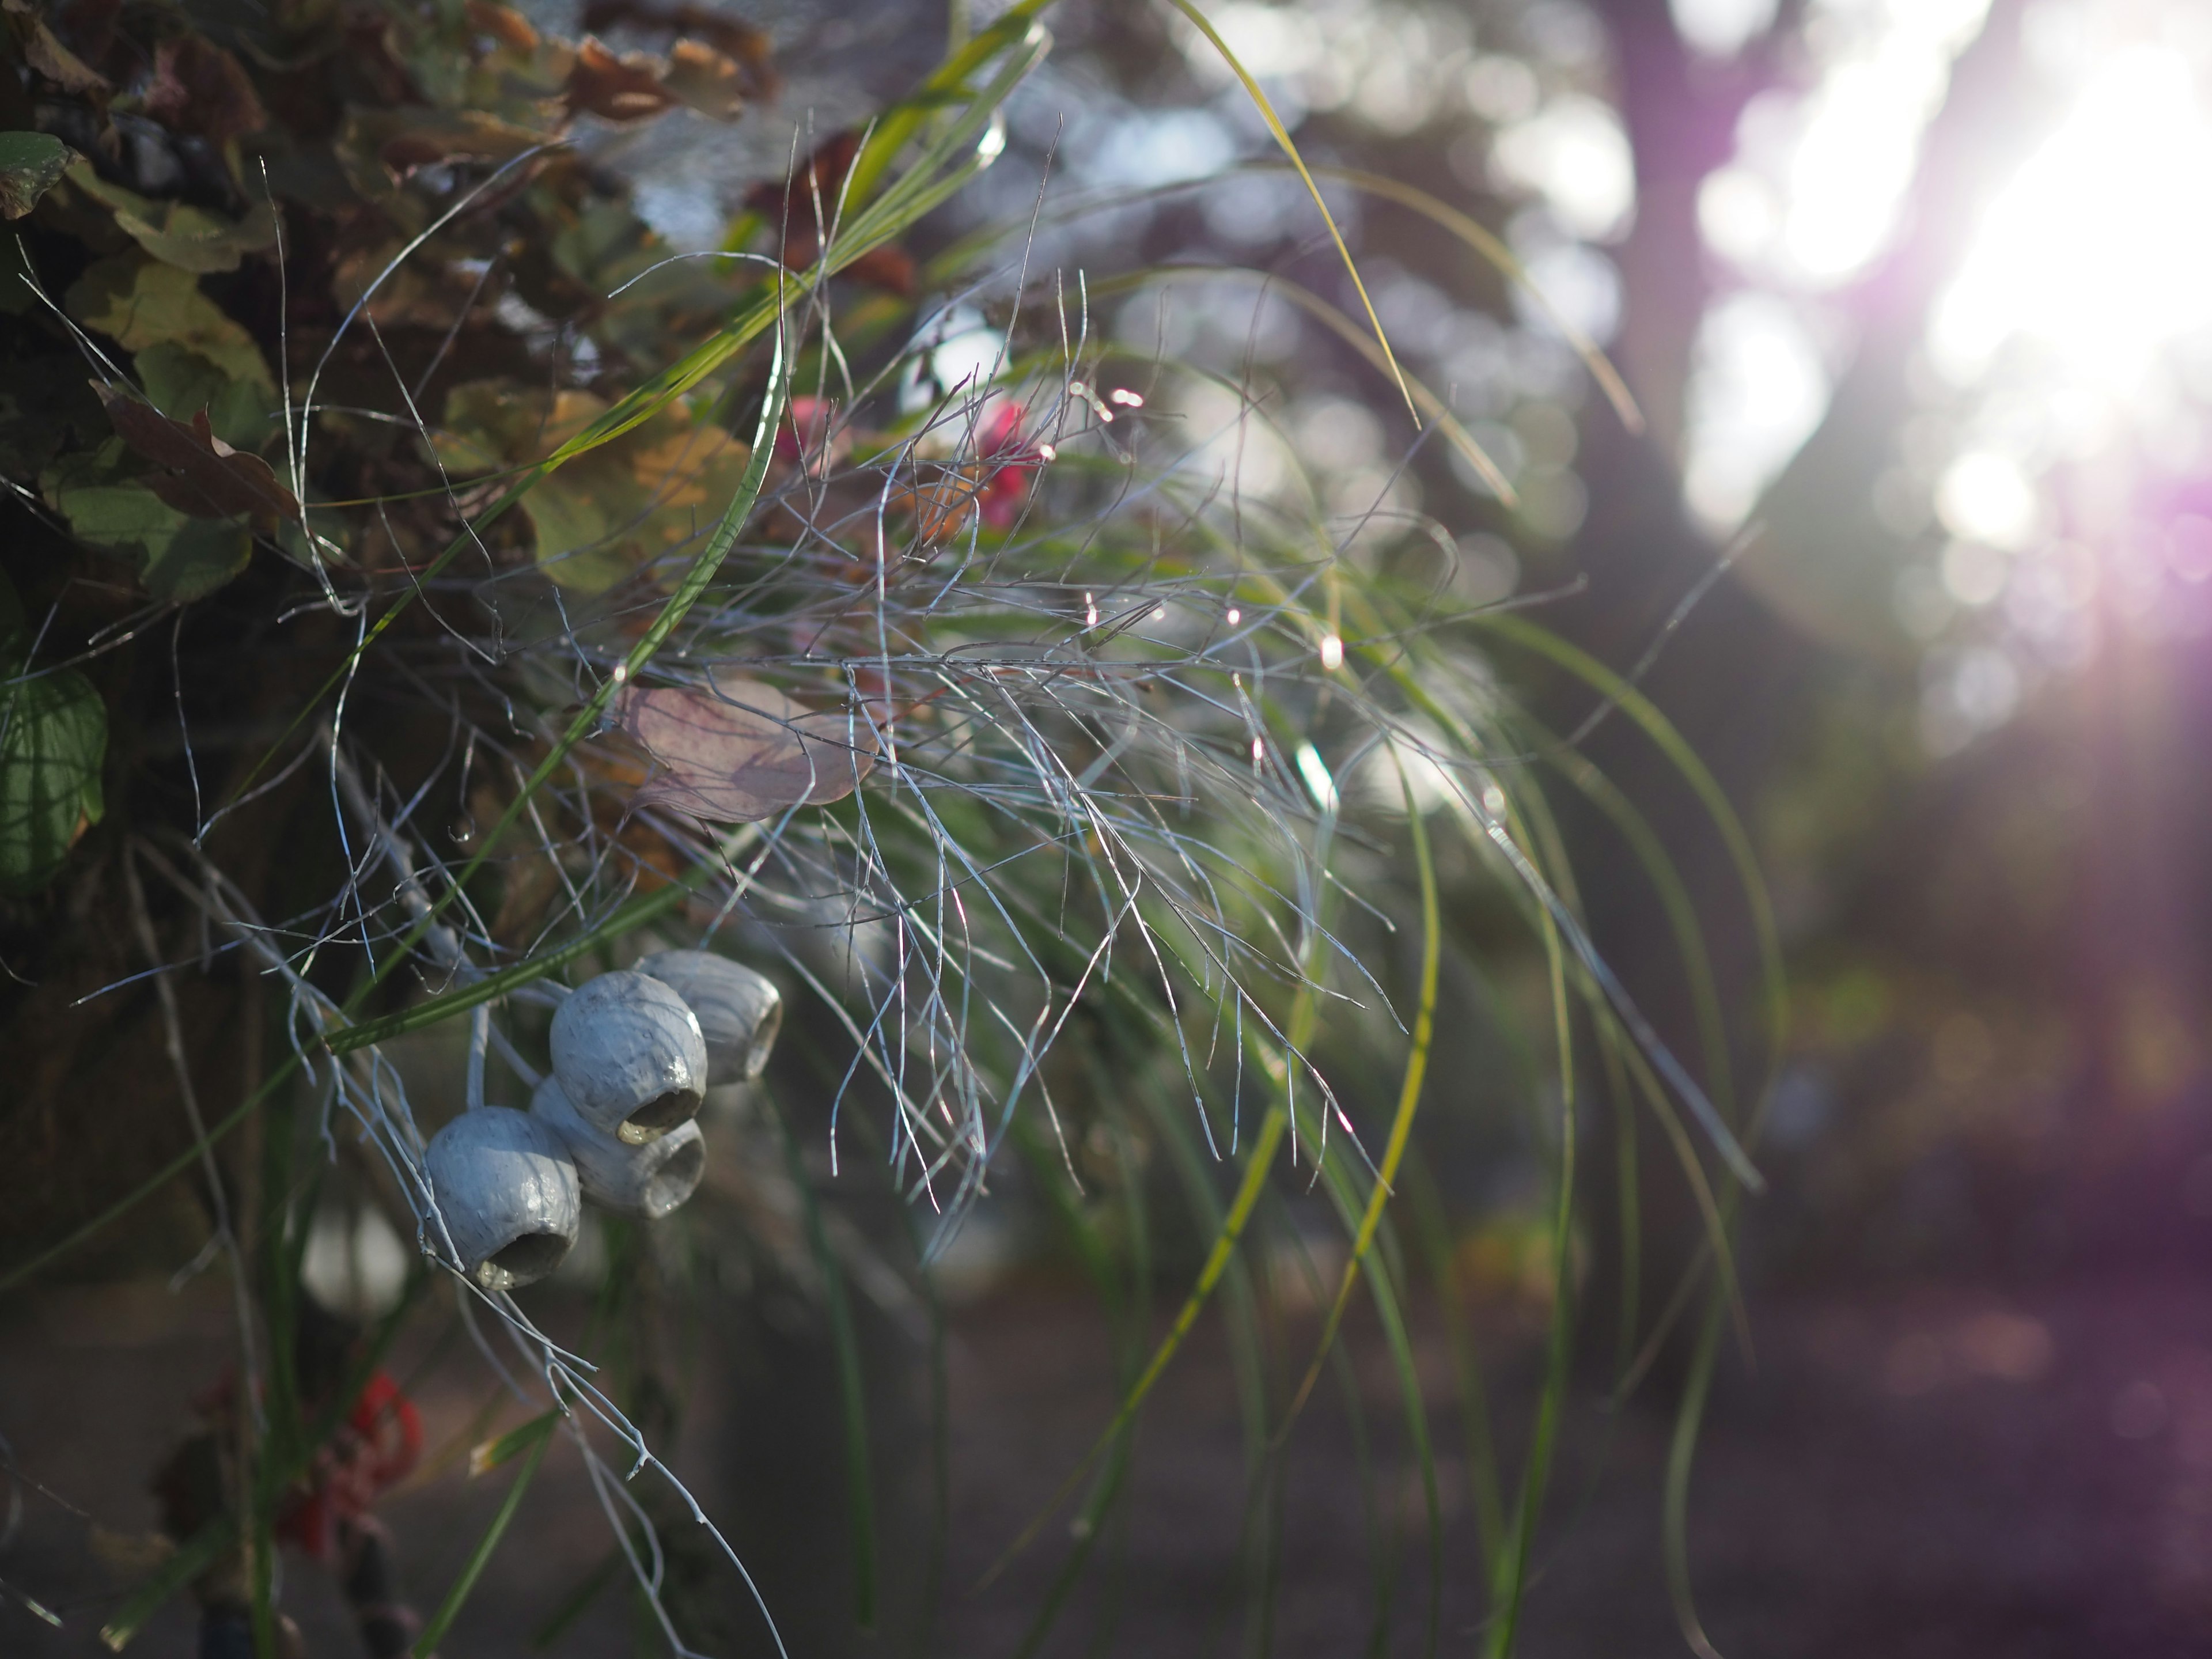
<box><xmin>1559</xmin><ymin>0</ymin><xmax>2032</xmax><ymax>1384</ymax></box>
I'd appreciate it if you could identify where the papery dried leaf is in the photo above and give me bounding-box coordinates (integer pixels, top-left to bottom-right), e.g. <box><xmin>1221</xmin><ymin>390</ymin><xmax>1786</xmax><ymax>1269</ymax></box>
<box><xmin>104</xmin><ymin>396</ymin><xmax>299</xmax><ymax>521</ymax></box>
<box><xmin>578</xmin><ymin>0</ymin><xmax>775</xmax><ymax>95</ymax></box>
<box><xmin>331</xmin><ymin>240</ymin><xmax>498</xmax><ymax>332</ymax></box>
<box><xmin>335</xmin><ymin>107</ymin><xmax>551</xmax><ymax>202</ymax></box>
<box><xmin>464</xmin><ymin>0</ymin><xmax>540</xmax><ymax>52</ymax></box>
<box><xmin>840</xmin><ymin>243</ymin><xmax>915</xmax><ymax>294</ymax></box>
<box><xmin>24</xmin><ymin>24</ymin><xmax>108</xmax><ymax>94</ymax></box>
<box><xmin>616</xmin><ymin>681</ymin><xmax>877</xmax><ymax>822</ymax></box>
<box><xmin>889</xmin><ymin>464</ymin><xmax>990</xmax><ymax>546</ymax></box>
<box><xmin>142</xmin><ymin>36</ymin><xmax>266</xmax><ymax>149</ymax></box>
<box><xmin>660</xmin><ymin>39</ymin><xmax>746</xmax><ymax>122</ymax></box>
<box><xmin>743</xmin><ymin>129</ymin><xmax>913</xmax><ymax>287</ymax></box>
<box><xmin>567</xmin><ymin>38</ymin><xmax>676</xmax><ymax>122</ymax></box>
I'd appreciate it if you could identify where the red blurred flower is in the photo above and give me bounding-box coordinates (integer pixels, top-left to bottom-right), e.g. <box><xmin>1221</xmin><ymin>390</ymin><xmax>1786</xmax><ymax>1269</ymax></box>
<box><xmin>974</xmin><ymin>402</ymin><xmax>1046</xmax><ymax>530</ymax></box>
<box><xmin>276</xmin><ymin>1372</ymin><xmax>424</xmax><ymax>1562</ymax></box>
<box><xmin>772</xmin><ymin>395</ymin><xmax>850</xmax><ymax>477</ymax></box>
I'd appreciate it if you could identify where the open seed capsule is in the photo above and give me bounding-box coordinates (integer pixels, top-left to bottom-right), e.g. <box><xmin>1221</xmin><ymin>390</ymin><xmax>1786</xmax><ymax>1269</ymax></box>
<box><xmin>548</xmin><ymin>970</ymin><xmax>708</xmax><ymax>1145</ymax></box>
<box><xmin>423</xmin><ymin>1108</ymin><xmax>581</xmax><ymax>1291</ymax></box>
<box><xmin>631</xmin><ymin>949</ymin><xmax>783</xmax><ymax>1084</ymax></box>
<box><xmin>531</xmin><ymin>1075</ymin><xmax>706</xmax><ymax>1220</ymax></box>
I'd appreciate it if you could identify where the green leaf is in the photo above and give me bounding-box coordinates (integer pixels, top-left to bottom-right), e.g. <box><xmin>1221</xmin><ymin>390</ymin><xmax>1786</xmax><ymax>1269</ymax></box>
<box><xmin>414</xmin><ymin>1410</ymin><xmax>557</xmax><ymax>1655</ymax></box>
<box><xmin>63</xmin><ymin>162</ymin><xmax>278</xmax><ymax>275</ymax></box>
<box><xmin>66</xmin><ymin>255</ymin><xmax>274</xmax><ymax>389</ymax></box>
<box><xmin>51</xmin><ymin>479</ymin><xmax>179</xmax><ymax>546</ymax></box>
<box><xmin>467</xmin><ymin>1406</ymin><xmax>558</xmax><ymax>1475</ymax></box>
<box><xmin>142</xmin><ymin>516</ymin><xmax>253</xmax><ymax>602</ymax></box>
<box><xmin>434</xmin><ymin>380</ymin><xmax>752</xmax><ymax>594</ymax></box>
<box><xmin>136</xmin><ymin>342</ymin><xmax>275</xmax><ymax>451</ymax></box>
<box><xmin>0</xmin><ymin>654</ymin><xmax>106</xmax><ymax>896</ymax></box>
<box><xmin>0</xmin><ymin>131</ymin><xmax>74</xmax><ymax>221</ymax></box>
<box><xmin>55</xmin><ymin>481</ymin><xmax>253</xmax><ymax>602</ymax></box>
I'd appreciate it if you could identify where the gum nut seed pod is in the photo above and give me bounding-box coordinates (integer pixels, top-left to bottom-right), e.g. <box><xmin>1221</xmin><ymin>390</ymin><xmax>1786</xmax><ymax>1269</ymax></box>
<box><xmin>631</xmin><ymin>950</ymin><xmax>783</xmax><ymax>1084</ymax></box>
<box><xmin>548</xmin><ymin>970</ymin><xmax>709</xmax><ymax>1145</ymax></box>
<box><xmin>531</xmin><ymin>1075</ymin><xmax>707</xmax><ymax>1221</ymax></box>
<box><xmin>423</xmin><ymin>1108</ymin><xmax>581</xmax><ymax>1291</ymax></box>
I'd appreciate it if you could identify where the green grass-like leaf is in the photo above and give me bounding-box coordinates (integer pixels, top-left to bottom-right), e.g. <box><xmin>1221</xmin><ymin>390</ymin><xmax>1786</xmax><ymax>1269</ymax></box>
<box><xmin>413</xmin><ymin>1407</ymin><xmax>560</xmax><ymax>1655</ymax></box>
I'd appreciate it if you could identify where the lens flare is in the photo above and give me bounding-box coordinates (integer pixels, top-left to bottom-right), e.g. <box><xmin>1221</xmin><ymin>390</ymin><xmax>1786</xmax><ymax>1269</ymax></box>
<box><xmin>1932</xmin><ymin>46</ymin><xmax>2212</xmax><ymax>392</ymax></box>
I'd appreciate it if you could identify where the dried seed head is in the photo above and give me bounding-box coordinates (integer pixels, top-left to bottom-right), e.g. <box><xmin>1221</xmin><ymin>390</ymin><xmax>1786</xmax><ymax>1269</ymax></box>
<box><xmin>424</xmin><ymin>1108</ymin><xmax>582</xmax><ymax>1291</ymax></box>
<box><xmin>531</xmin><ymin>1075</ymin><xmax>707</xmax><ymax>1221</ymax></box>
<box><xmin>631</xmin><ymin>949</ymin><xmax>783</xmax><ymax>1084</ymax></box>
<box><xmin>548</xmin><ymin>970</ymin><xmax>709</xmax><ymax>1144</ymax></box>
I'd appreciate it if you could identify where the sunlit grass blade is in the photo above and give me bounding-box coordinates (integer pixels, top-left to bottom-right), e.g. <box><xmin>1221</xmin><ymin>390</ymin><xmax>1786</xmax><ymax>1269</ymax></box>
<box><xmin>843</xmin><ymin>0</ymin><xmax>1056</xmax><ymax>208</ymax></box>
<box><xmin>218</xmin><ymin>19</ymin><xmax>1031</xmax><ymax>819</ymax></box>
<box><xmin>1127</xmin><ymin>1051</ymin><xmax>1278</xmax><ymax>1646</ymax></box>
<box><xmin>1165</xmin><ymin>0</ymin><xmax>1414</xmax><ymax>419</ymax></box>
<box><xmin>1597</xmin><ymin>1024</ymin><xmax>1643</xmax><ymax>1382</ymax></box>
<box><xmin>1302</xmin><ymin>165</ymin><xmax>1642</xmax><ymax>434</ymax></box>
<box><xmin>324</xmin><ymin>824</ymin><xmax>764</xmax><ymax>1054</ymax></box>
<box><xmin>1273</xmin><ymin>1093</ymin><xmax>1441</xmax><ymax>1657</ymax></box>
<box><xmin>1666</xmin><ymin>1293</ymin><xmax>1730</xmax><ymax>1659</ymax></box>
<box><xmin>1280</xmin><ymin>751</ymin><xmax>1441</xmax><ymax>1395</ymax></box>
<box><xmin>1480</xmin><ymin>790</ymin><xmax>1576</xmax><ymax>1659</ymax></box>
<box><xmin>1091</xmin><ymin>266</ymin><xmax>1517</xmax><ymax>503</ymax></box>
<box><xmin>1472</xmin><ymin>612</ymin><xmax>1788</xmax><ymax>1093</ymax></box>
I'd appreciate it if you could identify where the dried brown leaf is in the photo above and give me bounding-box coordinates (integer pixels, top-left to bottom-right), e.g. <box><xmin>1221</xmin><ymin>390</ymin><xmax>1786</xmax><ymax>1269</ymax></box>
<box><xmin>103</xmin><ymin>396</ymin><xmax>299</xmax><ymax>522</ymax></box>
<box><xmin>660</xmin><ymin>39</ymin><xmax>746</xmax><ymax>122</ymax></box>
<box><xmin>616</xmin><ymin>681</ymin><xmax>877</xmax><ymax>822</ymax></box>
<box><xmin>567</xmin><ymin>38</ymin><xmax>676</xmax><ymax>122</ymax></box>
<box><xmin>464</xmin><ymin>0</ymin><xmax>541</xmax><ymax>52</ymax></box>
<box><xmin>142</xmin><ymin>36</ymin><xmax>266</xmax><ymax>149</ymax></box>
<box><xmin>578</xmin><ymin>0</ymin><xmax>776</xmax><ymax>96</ymax></box>
<box><xmin>24</xmin><ymin>24</ymin><xmax>108</xmax><ymax>95</ymax></box>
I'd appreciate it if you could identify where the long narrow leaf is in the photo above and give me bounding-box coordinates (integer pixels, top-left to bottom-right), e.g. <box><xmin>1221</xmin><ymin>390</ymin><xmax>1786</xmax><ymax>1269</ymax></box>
<box><xmin>412</xmin><ymin>1408</ymin><xmax>559</xmax><ymax>1656</ymax></box>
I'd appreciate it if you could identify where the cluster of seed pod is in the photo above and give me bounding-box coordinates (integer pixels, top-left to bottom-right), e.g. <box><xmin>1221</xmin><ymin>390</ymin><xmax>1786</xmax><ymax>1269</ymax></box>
<box><xmin>423</xmin><ymin>951</ymin><xmax>783</xmax><ymax>1290</ymax></box>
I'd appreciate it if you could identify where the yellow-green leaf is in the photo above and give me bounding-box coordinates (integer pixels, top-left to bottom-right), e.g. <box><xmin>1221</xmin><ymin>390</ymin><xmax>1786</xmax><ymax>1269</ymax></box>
<box><xmin>66</xmin><ymin>255</ymin><xmax>274</xmax><ymax>390</ymax></box>
<box><xmin>135</xmin><ymin>342</ymin><xmax>275</xmax><ymax>452</ymax></box>
<box><xmin>55</xmin><ymin>482</ymin><xmax>253</xmax><ymax>602</ymax></box>
<box><xmin>64</xmin><ymin>162</ymin><xmax>278</xmax><ymax>274</ymax></box>
<box><xmin>434</xmin><ymin>381</ymin><xmax>751</xmax><ymax>594</ymax></box>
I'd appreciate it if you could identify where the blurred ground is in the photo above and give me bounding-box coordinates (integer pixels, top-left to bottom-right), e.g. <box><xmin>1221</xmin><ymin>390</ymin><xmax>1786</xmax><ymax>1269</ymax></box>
<box><xmin>8</xmin><ymin>1267</ymin><xmax>2212</xmax><ymax>1656</ymax></box>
